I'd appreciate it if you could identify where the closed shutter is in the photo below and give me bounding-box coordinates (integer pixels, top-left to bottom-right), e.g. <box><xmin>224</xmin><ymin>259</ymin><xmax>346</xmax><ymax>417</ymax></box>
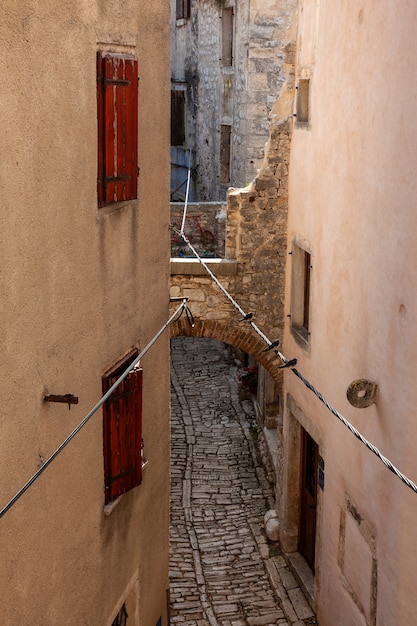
<box><xmin>221</xmin><ymin>8</ymin><xmax>234</xmax><ymax>67</ymax></box>
<box><xmin>176</xmin><ymin>0</ymin><xmax>190</xmax><ymax>20</ymax></box>
<box><xmin>171</xmin><ymin>91</ymin><xmax>185</xmax><ymax>146</ymax></box>
<box><xmin>97</xmin><ymin>52</ymin><xmax>138</xmax><ymax>207</ymax></box>
<box><xmin>103</xmin><ymin>366</ymin><xmax>143</xmax><ymax>504</ymax></box>
<box><xmin>220</xmin><ymin>125</ymin><xmax>231</xmax><ymax>184</ymax></box>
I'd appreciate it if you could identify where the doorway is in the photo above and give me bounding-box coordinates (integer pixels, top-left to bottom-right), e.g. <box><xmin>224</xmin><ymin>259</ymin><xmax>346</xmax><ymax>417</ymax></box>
<box><xmin>299</xmin><ymin>428</ymin><xmax>318</xmax><ymax>572</ymax></box>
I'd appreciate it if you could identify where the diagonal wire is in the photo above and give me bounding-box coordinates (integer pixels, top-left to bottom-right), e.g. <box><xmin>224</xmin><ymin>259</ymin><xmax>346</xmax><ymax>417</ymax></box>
<box><xmin>0</xmin><ymin>300</ymin><xmax>189</xmax><ymax>519</ymax></box>
<box><xmin>171</xmin><ymin>227</ymin><xmax>290</xmax><ymax>364</ymax></box>
<box><xmin>171</xmin><ymin>226</ymin><xmax>417</xmax><ymax>495</ymax></box>
<box><xmin>290</xmin><ymin>367</ymin><xmax>417</xmax><ymax>493</ymax></box>
<box><xmin>180</xmin><ymin>146</ymin><xmax>193</xmax><ymax>234</ymax></box>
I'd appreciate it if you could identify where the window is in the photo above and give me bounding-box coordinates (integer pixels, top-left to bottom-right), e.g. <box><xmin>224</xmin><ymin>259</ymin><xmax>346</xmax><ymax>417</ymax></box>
<box><xmin>171</xmin><ymin>90</ymin><xmax>185</xmax><ymax>146</ymax></box>
<box><xmin>176</xmin><ymin>0</ymin><xmax>190</xmax><ymax>20</ymax></box>
<box><xmin>102</xmin><ymin>356</ymin><xmax>143</xmax><ymax>504</ymax></box>
<box><xmin>220</xmin><ymin>124</ymin><xmax>231</xmax><ymax>184</ymax></box>
<box><xmin>111</xmin><ymin>604</ymin><xmax>128</xmax><ymax>626</ymax></box>
<box><xmin>296</xmin><ymin>79</ymin><xmax>310</xmax><ymax>124</ymax></box>
<box><xmin>291</xmin><ymin>244</ymin><xmax>312</xmax><ymax>343</ymax></box>
<box><xmin>97</xmin><ymin>51</ymin><xmax>138</xmax><ymax>208</ymax></box>
<box><xmin>221</xmin><ymin>8</ymin><xmax>234</xmax><ymax>67</ymax></box>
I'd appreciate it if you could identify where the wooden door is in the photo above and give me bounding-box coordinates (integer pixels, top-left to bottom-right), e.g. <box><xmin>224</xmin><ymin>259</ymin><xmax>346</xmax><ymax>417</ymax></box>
<box><xmin>299</xmin><ymin>428</ymin><xmax>318</xmax><ymax>572</ymax></box>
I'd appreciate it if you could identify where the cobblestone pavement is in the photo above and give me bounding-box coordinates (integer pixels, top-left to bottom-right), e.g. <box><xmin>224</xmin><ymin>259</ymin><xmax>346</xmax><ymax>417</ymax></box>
<box><xmin>169</xmin><ymin>337</ymin><xmax>316</xmax><ymax>626</ymax></box>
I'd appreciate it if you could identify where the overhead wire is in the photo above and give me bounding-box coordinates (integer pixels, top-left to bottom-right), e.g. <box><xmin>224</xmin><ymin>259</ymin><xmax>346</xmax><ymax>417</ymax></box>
<box><xmin>181</xmin><ymin>147</ymin><xmax>192</xmax><ymax>233</ymax></box>
<box><xmin>180</xmin><ymin>146</ymin><xmax>193</xmax><ymax>234</ymax></box>
<box><xmin>0</xmin><ymin>299</ymin><xmax>190</xmax><ymax>520</ymax></box>
<box><xmin>171</xmin><ymin>227</ymin><xmax>417</xmax><ymax>495</ymax></box>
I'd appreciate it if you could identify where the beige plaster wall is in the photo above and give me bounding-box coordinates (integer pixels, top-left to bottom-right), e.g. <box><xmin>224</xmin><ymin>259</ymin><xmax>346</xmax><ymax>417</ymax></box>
<box><xmin>0</xmin><ymin>2</ymin><xmax>170</xmax><ymax>624</ymax></box>
<box><xmin>283</xmin><ymin>1</ymin><xmax>417</xmax><ymax>624</ymax></box>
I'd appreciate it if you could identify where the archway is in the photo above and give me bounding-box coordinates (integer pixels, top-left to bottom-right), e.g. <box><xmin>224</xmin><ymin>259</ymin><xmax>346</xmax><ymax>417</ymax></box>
<box><xmin>170</xmin><ymin>316</ymin><xmax>284</xmax><ymax>386</ymax></box>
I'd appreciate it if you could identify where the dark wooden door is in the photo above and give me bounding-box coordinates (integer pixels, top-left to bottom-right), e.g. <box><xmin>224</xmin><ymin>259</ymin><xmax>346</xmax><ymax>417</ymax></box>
<box><xmin>299</xmin><ymin>428</ymin><xmax>318</xmax><ymax>571</ymax></box>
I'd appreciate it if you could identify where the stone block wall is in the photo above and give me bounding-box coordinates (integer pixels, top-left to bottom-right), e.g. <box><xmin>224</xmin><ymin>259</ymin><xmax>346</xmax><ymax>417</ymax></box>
<box><xmin>170</xmin><ymin>202</ymin><xmax>226</xmax><ymax>258</ymax></box>
<box><xmin>170</xmin><ymin>33</ymin><xmax>297</xmax><ymax>510</ymax></box>
<box><xmin>170</xmin><ymin>113</ymin><xmax>294</xmax><ymax>383</ymax></box>
<box><xmin>244</xmin><ymin>0</ymin><xmax>297</xmax><ymax>184</ymax></box>
<box><xmin>170</xmin><ymin>29</ymin><xmax>296</xmax><ymax>340</ymax></box>
<box><xmin>171</xmin><ymin>0</ymin><xmax>296</xmax><ymax>201</ymax></box>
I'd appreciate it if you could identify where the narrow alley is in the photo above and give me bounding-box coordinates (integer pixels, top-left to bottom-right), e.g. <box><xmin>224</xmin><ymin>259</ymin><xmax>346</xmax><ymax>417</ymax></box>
<box><xmin>169</xmin><ymin>337</ymin><xmax>316</xmax><ymax>626</ymax></box>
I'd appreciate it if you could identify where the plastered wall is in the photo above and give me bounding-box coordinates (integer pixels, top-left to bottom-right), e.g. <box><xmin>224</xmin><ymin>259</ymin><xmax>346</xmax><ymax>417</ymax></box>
<box><xmin>0</xmin><ymin>2</ymin><xmax>170</xmax><ymax>624</ymax></box>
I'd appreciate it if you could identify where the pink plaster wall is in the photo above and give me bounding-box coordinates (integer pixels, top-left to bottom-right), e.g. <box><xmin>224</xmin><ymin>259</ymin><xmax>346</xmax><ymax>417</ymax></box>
<box><xmin>283</xmin><ymin>0</ymin><xmax>417</xmax><ymax>624</ymax></box>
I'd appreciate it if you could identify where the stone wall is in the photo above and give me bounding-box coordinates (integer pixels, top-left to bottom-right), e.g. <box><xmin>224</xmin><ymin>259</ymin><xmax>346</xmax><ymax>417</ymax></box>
<box><xmin>171</xmin><ymin>0</ymin><xmax>296</xmax><ymax>201</ymax></box>
<box><xmin>245</xmin><ymin>0</ymin><xmax>297</xmax><ymax>184</ymax></box>
<box><xmin>170</xmin><ymin>202</ymin><xmax>226</xmax><ymax>257</ymax></box>
<box><xmin>170</xmin><ymin>31</ymin><xmax>296</xmax><ymax>335</ymax></box>
<box><xmin>170</xmin><ymin>33</ymin><xmax>297</xmax><ymax>510</ymax></box>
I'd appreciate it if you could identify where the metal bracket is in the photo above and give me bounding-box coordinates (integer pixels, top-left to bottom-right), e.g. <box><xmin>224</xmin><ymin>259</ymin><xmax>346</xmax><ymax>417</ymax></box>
<box><xmin>346</xmin><ymin>380</ymin><xmax>378</xmax><ymax>408</ymax></box>
<box><xmin>44</xmin><ymin>394</ymin><xmax>79</xmax><ymax>410</ymax></box>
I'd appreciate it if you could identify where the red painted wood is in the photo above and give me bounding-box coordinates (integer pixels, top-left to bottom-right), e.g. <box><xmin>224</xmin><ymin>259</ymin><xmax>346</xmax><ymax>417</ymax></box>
<box><xmin>97</xmin><ymin>52</ymin><xmax>138</xmax><ymax>208</ymax></box>
<box><xmin>103</xmin><ymin>366</ymin><xmax>143</xmax><ymax>504</ymax></box>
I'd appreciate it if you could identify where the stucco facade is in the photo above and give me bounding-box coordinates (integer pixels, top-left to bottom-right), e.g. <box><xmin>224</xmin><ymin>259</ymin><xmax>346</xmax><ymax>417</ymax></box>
<box><xmin>0</xmin><ymin>2</ymin><xmax>170</xmax><ymax>625</ymax></box>
<box><xmin>281</xmin><ymin>1</ymin><xmax>417</xmax><ymax>624</ymax></box>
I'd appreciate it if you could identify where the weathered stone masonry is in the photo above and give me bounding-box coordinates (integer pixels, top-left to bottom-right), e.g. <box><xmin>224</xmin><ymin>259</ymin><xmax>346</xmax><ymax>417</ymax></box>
<box><xmin>171</xmin><ymin>0</ymin><xmax>296</xmax><ymax>201</ymax></box>
<box><xmin>170</xmin><ymin>69</ymin><xmax>296</xmax><ymax>370</ymax></box>
<box><xmin>170</xmin><ymin>35</ymin><xmax>297</xmax><ymax>509</ymax></box>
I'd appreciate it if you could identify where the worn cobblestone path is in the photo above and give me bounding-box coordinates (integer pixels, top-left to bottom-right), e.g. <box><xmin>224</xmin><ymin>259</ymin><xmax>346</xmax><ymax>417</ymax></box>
<box><xmin>169</xmin><ymin>337</ymin><xmax>315</xmax><ymax>626</ymax></box>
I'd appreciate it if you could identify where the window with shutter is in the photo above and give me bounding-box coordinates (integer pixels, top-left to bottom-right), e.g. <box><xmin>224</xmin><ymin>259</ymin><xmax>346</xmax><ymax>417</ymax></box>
<box><xmin>111</xmin><ymin>604</ymin><xmax>128</xmax><ymax>626</ymax></box>
<box><xmin>221</xmin><ymin>8</ymin><xmax>234</xmax><ymax>67</ymax></box>
<box><xmin>171</xmin><ymin>90</ymin><xmax>185</xmax><ymax>146</ymax></box>
<box><xmin>290</xmin><ymin>243</ymin><xmax>312</xmax><ymax>345</ymax></box>
<box><xmin>176</xmin><ymin>0</ymin><xmax>190</xmax><ymax>20</ymax></box>
<box><xmin>296</xmin><ymin>79</ymin><xmax>310</xmax><ymax>124</ymax></box>
<box><xmin>102</xmin><ymin>360</ymin><xmax>143</xmax><ymax>504</ymax></box>
<box><xmin>97</xmin><ymin>51</ymin><xmax>138</xmax><ymax>208</ymax></box>
<box><xmin>220</xmin><ymin>124</ymin><xmax>231</xmax><ymax>184</ymax></box>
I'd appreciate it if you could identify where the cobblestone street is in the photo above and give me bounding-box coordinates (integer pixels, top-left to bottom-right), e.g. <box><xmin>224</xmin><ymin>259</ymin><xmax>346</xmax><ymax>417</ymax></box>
<box><xmin>169</xmin><ymin>337</ymin><xmax>316</xmax><ymax>626</ymax></box>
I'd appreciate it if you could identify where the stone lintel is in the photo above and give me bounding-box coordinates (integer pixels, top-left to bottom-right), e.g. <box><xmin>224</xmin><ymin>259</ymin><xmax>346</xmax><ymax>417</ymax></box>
<box><xmin>170</xmin><ymin>258</ymin><xmax>238</xmax><ymax>276</ymax></box>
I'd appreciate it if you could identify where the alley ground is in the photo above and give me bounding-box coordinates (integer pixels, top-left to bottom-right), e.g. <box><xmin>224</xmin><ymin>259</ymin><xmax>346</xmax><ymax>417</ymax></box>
<box><xmin>169</xmin><ymin>336</ymin><xmax>316</xmax><ymax>626</ymax></box>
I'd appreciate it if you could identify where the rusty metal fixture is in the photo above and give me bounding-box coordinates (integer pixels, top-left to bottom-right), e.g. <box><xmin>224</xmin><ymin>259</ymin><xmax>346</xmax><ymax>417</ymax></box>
<box><xmin>346</xmin><ymin>380</ymin><xmax>378</xmax><ymax>409</ymax></box>
<box><xmin>44</xmin><ymin>394</ymin><xmax>79</xmax><ymax>410</ymax></box>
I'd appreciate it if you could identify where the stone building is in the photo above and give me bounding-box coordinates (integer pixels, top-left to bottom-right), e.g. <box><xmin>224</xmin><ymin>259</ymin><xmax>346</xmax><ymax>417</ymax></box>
<box><xmin>170</xmin><ymin>0</ymin><xmax>295</xmax><ymax>201</ymax></box>
<box><xmin>0</xmin><ymin>2</ymin><xmax>170</xmax><ymax>625</ymax></box>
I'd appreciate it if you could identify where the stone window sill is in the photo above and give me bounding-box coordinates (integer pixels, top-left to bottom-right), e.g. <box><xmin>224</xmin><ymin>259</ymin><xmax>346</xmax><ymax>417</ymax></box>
<box><xmin>291</xmin><ymin>326</ymin><xmax>310</xmax><ymax>351</ymax></box>
<box><xmin>170</xmin><ymin>257</ymin><xmax>237</xmax><ymax>276</ymax></box>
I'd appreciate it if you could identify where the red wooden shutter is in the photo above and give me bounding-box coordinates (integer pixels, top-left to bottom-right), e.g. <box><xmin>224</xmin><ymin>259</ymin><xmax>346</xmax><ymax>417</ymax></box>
<box><xmin>97</xmin><ymin>52</ymin><xmax>138</xmax><ymax>207</ymax></box>
<box><xmin>103</xmin><ymin>366</ymin><xmax>143</xmax><ymax>504</ymax></box>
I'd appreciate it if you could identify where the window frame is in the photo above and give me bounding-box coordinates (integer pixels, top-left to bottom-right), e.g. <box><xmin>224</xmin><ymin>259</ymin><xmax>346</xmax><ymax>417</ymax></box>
<box><xmin>296</xmin><ymin>78</ymin><xmax>310</xmax><ymax>125</ymax></box>
<box><xmin>220</xmin><ymin>124</ymin><xmax>231</xmax><ymax>184</ymax></box>
<box><xmin>111</xmin><ymin>604</ymin><xmax>128</xmax><ymax>626</ymax></box>
<box><xmin>171</xmin><ymin>89</ymin><xmax>186</xmax><ymax>146</ymax></box>
<box><xmin>96</xmin><ymin>51</ymin><xmax>138</xmax><ymax>208</ymax></box>
<box><xmin>176</xmin><ymin>0</ymin><xmax>190</xmax><ymax>21</ymax></box>
<box><xmin>290</xmin><ymin>243</ymin><xmax>312</xmax><ymax>346</ymax></box>
<box><xmin>221</xmin><ymin>7</ymin><xmax>234</xmax><ymax>67</ymax></box>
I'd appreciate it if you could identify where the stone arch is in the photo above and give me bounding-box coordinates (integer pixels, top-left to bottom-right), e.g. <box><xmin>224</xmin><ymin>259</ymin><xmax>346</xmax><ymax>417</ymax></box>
<box><xmin>170</xmin><ymin>316</ymin><xmax>284</xmax><ymax>385</ymax></box>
